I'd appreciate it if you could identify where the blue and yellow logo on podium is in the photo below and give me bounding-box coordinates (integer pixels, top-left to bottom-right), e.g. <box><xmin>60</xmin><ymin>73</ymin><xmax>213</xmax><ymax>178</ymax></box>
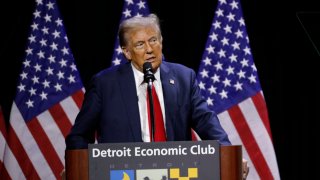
<box><xmin>170</xmin><ymin>168</ymin><xmax>198</xmax><ymax>180</ymax></box>
<box><xmin>110</xmin><ymin>170</ymin><xmax>134</xmax><ymax>180</ymax></box>
<box><xmin>110</xmin><ymin>168</ymin><xmax>199</xmax><ymax>180</ymax></box>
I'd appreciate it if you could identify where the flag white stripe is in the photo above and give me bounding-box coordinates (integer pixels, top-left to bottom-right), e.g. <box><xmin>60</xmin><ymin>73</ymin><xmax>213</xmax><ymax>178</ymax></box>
<box><xmin>0</xmin><ymin>132</ymin><xmax>6</xmax><ymax>162</ymax></box>
<box><xmin>218</xmin><ymin>111</ymin><xmax>260</xmax><ymax>180</ymax></box>
<box><xmin>60</xmin><ymin>96</ymin><xmax>80</xmax><ymax>125</ymax></box>
<box><xmin>37</xmin><ymin>110</ymin><xmax>65</xmax><ymax>165</ymax></box>
<box><xmin>3</xmin><ymin>143</ymin><xmax>26</xmax><ymax>180</ymax></box>
<box><xmin>239</xmin><ymin>98</ymin><xmax>280</xmax><ymax>179</ymax></box>
<box><xmin>10</xmin><ymin>103</ymin><xmax>55</xmax><ymax>179</ymax></box>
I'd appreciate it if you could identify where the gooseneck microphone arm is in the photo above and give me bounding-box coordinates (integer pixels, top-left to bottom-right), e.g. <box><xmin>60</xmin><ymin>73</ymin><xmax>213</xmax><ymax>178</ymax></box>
<box><xmin>143</xmin><ymin>62</ymin><xmax>156</xmax><ymax>142</ymax></box>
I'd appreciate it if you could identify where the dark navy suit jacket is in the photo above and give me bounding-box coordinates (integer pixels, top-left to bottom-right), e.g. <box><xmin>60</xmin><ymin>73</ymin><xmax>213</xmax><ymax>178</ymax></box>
<box><xmin>66</xmin><ymin>61</ymin><xmax>230</xmax><ymax>149</ymax></box>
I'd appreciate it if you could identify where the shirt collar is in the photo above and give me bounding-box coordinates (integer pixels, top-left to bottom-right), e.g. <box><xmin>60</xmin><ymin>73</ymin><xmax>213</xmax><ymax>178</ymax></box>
<box><xmin>131</xmin><ymin>63</ymin><xmax>161</xmax><ymax>86</ymax></box>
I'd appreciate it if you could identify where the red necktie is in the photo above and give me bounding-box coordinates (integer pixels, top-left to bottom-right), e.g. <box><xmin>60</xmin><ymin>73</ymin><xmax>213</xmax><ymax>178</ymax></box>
<box><xmin>146</xmin><ymin>85</ymin><xmax>166</xmax><ymax>142</ymax></box>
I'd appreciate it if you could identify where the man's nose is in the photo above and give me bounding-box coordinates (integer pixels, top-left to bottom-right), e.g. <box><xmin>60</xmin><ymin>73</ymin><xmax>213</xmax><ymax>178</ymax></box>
<box><xmin>145</xmin><ymin>42</ymin><xmax>153</xmax><ymax>53</ymax></box>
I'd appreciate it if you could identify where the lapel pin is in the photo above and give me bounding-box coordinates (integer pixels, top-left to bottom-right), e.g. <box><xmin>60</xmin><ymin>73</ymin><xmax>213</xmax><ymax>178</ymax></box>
<box><xmin>169</xmin><ymin>79</ymin><xmax>174</xmax><ymax>84</ymax></box>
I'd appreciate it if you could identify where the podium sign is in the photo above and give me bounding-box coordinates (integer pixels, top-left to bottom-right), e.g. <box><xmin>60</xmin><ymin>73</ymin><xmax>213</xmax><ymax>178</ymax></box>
<box><xmin>88</xmin><ymin>140</ymin><xmax>220</xmax><ymax>179</ymax></box>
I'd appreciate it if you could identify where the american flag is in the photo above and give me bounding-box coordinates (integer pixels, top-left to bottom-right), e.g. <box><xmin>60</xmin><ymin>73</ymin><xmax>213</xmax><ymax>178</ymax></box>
<box><xmin>196</xmin><ymin>0</ymin><xmax>280</xmax><ymax>179</ymax></box>
<box><xmin>2</xmin><ymin>0</ymin><xmax>84</xmax><ymax>179</ymax></box>
<box><xmin>111</xmin><ymin>0</ymin><xmax>150</xmax><ymax>66</ymax></box>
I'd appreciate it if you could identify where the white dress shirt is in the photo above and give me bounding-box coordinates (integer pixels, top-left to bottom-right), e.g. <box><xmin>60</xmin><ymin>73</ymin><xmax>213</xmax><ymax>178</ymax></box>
<box><xmin>131</xmin><ymin>63</ymin><xmax>166</xmax><ymax>142</ymax></box>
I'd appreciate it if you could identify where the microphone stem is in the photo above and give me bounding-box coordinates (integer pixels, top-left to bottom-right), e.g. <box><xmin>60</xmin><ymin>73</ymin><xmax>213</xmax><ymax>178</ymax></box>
<box><xmin>147</xmin><ymin>80</ymin><xmax>155</xmax><ymax>142</ymax></box>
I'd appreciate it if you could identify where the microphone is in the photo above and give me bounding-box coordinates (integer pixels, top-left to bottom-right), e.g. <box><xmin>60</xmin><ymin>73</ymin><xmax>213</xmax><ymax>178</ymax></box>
<box><xmin>143</xmin><ymin>62</ymin><xmax>155</xmax><ymax>85</ymax></box>
<box><xmin>143</xmin><ymin>62</ymin><xmax>155</xmax><ymax>142</ymax></box>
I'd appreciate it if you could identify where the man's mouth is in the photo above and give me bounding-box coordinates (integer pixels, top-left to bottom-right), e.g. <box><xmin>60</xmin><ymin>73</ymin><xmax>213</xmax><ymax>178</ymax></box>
<box><xmin>145</xmin><ymin>57</ymin><xmax>155</xmax><ymax>62</ymax></box>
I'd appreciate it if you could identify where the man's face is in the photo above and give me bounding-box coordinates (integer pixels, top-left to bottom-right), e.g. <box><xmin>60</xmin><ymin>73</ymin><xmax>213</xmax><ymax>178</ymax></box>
<box><xmin>122</xmin><ymin>26</ymin><xmax>163</xmax><ymax>72</ymax></box>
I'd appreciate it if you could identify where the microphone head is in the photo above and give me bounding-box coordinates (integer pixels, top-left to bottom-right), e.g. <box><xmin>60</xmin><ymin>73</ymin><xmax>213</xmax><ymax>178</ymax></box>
<box><xmin>143</xmin><ymin>62</ymin><xmax>155</xmax><ymax>82</ymax></box>
<box><xmin>143</xmin><ymin>62</ymin><xmax>153</xmax><ymax>74</ymax></box>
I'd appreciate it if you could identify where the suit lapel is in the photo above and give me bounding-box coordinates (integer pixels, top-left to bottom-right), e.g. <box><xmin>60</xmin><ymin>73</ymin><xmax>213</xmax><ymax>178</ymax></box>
<box><xmin>118</xmin><ymin>63</ymin><xmax>142</xmax><ymax>141</ymax></box>
<box><xmin>160</xmin><ymin>62</ymin><xmax>177</xmax><ymax>141</ymax></box>
<box><xmin>117</xmin><ymin>62</ymin><xmax>178</xmax><ymax>142</ymax></box>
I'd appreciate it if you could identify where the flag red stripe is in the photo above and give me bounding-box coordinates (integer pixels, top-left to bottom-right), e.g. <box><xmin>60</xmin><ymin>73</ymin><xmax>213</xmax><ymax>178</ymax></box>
<box><xmin>0</xmin><ymin>161</ymin><xmax>3</xmax><ymax>178</ymax></box>
<box><xmin>0</xmin><ymin>161</ymin><xmax>11</xmax><ymax>180</ymax></box>
<box><xmin>0</xmin><ymin>108</ymin><xmax>7</xmax><ymax>138</ymax></box>
<box><xmin>228</xmin><ymin>105</ymin><xmax>273</xmax><ymax>179</ymax></box>
<box><xmin>7</xmin><ymin>126</ymin><xmax>40</xmax><ymax>179</ymax></box>
<box><xmin>252</xmin><ymin>93</ymin><xmax>273</xmax><ymax>140</ymax></box>
<box><xmin>27</xmin><ymin>118</ymin><xmax>63</xmax><ymax>179</ymax></box>
<box><xmin>48</xmin><ymin>104</ymin><xmax>72</xmax><ymax>137</ymax></box>
<box><xmin>71</xmin><ymin>90</ymin><xmax>84</xmax><ymax>109</ymax></box>
<box><xmin>0</xmin><ymin>106</ymin><xmax>8</xmax><ymax>177</ymax></box>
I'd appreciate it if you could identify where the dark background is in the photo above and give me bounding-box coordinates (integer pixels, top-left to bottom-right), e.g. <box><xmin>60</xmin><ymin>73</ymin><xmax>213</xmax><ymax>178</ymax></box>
<box><xmin>295</xmin><ymin>1</ymin><xmax>320</xmax><ymax>179</ymax></box>
<box><xmin>0</xmin><ymin>0</ymin><xmax>311</xmax><ymax>179</ymax></box>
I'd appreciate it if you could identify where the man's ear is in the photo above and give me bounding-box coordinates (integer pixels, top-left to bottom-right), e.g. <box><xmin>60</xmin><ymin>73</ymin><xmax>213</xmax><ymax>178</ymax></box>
<box><xmin>122</xmin><ymin>47</ymin><xmax>131</xmax><ymax>60</ymax></box>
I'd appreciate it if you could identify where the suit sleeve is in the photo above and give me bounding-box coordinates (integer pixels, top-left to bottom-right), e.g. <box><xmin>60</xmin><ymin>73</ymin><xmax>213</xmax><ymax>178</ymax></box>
<box><xmin>190</xmin><ymin>70</ymin><xmax>231</xmax><ymax>145</ymax></box>
<box><xmin>65</xmin><ymin>76</ymin><xmax>102</xmax><ymax>149</ymax></box>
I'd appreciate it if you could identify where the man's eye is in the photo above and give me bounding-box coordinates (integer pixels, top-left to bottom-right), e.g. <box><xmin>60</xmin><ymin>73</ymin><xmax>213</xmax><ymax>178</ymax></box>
<box><xmin>135</xmin><ymin>43</ymin><xmax>144</xmax><ymax>49</ymax></box>
<box><xmin>149</xmin><ymin>38</ymin><xmax>157</xmax><ymax>45</ymax></box>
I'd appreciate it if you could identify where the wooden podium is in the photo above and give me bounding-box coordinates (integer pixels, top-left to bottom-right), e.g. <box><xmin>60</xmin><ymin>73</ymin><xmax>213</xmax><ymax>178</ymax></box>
<box><xmin>65</xmin><ymin>145</ymin><xmax>242</xmax><ymax>180</ymax></box>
